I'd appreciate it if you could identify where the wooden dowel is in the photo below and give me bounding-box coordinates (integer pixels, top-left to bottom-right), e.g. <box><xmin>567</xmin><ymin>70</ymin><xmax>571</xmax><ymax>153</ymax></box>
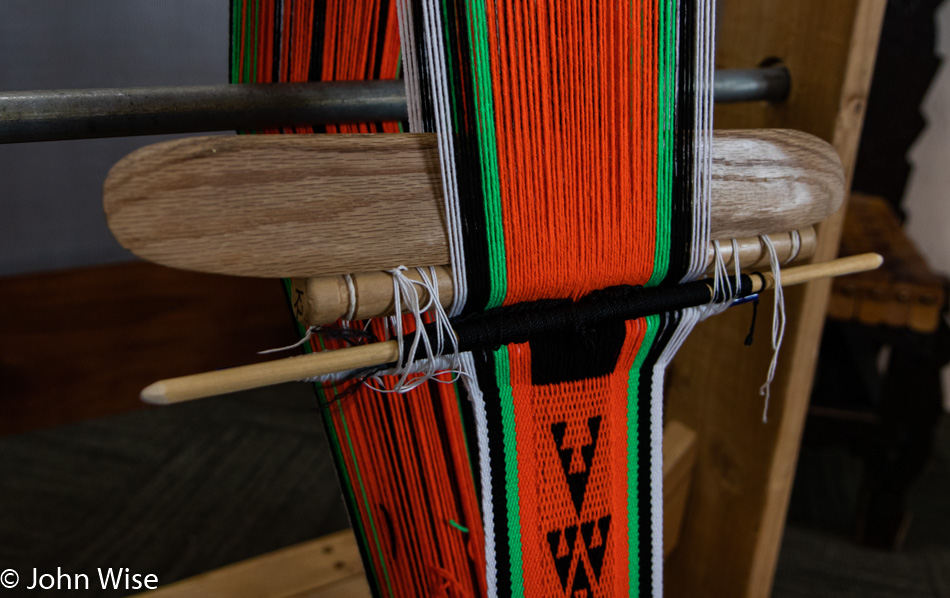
<box><xmin>144</xmin><ymin>253</ymin><xmax>882</xmax><ymax>406</ymax></box>
<box><xmin>291</xmin><ymin>228</ymin><xmax>817</xmax><ymax>325</ymax></box>
<box><xmin>753</xmin><ymin>252</ymin><xmax>884</xmax><ymax>292</ymax></box>
<box><xmin>141</xmin><ymin>342</ymin><xmax>399</xmax><ymax>405</ymax></box>
<box><xmin>292</xmin><ymin>228</ymin><xmax>817</xmax><ymax>326</ymax></box>
<box><xmin>703</xmin><ymin>227</ymin><xmax>817</xmax><ymax>272</ymax></box>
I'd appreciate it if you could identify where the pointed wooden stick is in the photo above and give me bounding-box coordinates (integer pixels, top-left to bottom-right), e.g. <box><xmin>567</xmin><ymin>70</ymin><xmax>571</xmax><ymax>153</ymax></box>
<box><xmin>142</xmin><ymin>253</ymin><xmax>882</xmax><ymax>406</ymax></box>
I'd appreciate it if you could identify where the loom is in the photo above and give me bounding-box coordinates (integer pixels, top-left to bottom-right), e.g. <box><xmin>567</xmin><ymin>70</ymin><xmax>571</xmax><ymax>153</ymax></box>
<box><xmin>1</xmin><ymin>1</ymin><xmax>886</xmax><ymax>596</ymax></box>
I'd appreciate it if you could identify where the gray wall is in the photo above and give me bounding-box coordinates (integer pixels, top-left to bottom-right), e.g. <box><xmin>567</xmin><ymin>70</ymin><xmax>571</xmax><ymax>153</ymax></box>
<box><xmin>902</xmin><ymin>1</ymin><xmax>950</xmax><ymax>409</ymax></box>
<box><xmin>0</xmin><ymin>1</ymin><xmax>228</xmax><ymax>276</ymax></box>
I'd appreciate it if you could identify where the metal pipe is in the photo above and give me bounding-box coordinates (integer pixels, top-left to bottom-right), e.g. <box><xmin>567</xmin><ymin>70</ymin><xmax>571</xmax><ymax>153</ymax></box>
<box><xmin>0</xmin><ymin>68</ymin><xmax>789</xmax><ymax>143</ymax></box>
<box><xmin>0</xmin><ymin>81</ymin><xmax>408</xmax><ymax>143</ymax></box>
<box><xmin>714</xmin><ymin>66</ymin><xmax>790</xmax><ymax>103</ymax></box>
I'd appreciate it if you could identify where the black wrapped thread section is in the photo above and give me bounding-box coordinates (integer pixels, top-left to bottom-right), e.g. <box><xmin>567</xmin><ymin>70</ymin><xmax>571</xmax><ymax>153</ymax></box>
<box><xmin>402</xmin><ymin>274</ymin><xmax>757</xmax><ymax>362</ymax></box>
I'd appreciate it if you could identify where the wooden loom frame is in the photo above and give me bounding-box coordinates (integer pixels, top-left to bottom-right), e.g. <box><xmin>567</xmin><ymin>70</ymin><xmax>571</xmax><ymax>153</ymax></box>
<box><xmin>138</xmin><ymin>1</ymin><xmax>887</xmax><ymax>596</ymax></box>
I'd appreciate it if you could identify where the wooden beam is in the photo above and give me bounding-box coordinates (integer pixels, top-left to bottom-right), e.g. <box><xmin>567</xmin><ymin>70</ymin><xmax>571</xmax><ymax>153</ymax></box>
<box><xmin>132</xmin><ymin>529</ymin><xmax>370</xmax><ymax>598</ymax></box>
<box><xmin>663</xmin><ymin>2</ymin><xmax>886</xmax><ymax>597</ymax></box>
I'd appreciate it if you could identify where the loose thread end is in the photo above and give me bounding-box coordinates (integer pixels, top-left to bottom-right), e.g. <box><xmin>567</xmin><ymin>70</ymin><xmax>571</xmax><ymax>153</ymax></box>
<box><xmin>447</xmin><ymin>519</ymin><xmax>469</xmax><ymax>533</ymax></box>
<box><xmin>744</xmin><ymin>297</ymin><xmax>760</xmax><ymax>346</ymax></box>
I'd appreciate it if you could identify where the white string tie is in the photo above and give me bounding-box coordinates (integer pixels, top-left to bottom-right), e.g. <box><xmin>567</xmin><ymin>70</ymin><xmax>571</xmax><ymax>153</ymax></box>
<box><xmin>365</xmin><ymin>266</ymin><xmax>462</xmax><ymax>394</ymax></box>
<box><xmin>759</xmin><ymin>235</ymin><xmax>787</xmax><ymax>422</ymax></box>
<box><xmin>784</xmin><ymin>229</ymin><xmax>802</xmax><ymax>265</ymax></box>
<box><xmin>343</xmin><ymin>274</ymin><xmax>358</xmax><ymax>320</ymax></box>
<box><xmin>699</xmin><ymin>239</ymin><xmax>741</xmax><ymax>320</ymax></box>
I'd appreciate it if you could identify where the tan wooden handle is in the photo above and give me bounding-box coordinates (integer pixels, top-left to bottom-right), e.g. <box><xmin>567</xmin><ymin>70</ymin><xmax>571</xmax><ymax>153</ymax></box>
<box><xmin>141</xmin><ymin>342</ymin><xmax>400</xmax><ymax>405</ymax></box>
<box><xmin>292</xmin><ymin>227</ymin><xmax>818</xmax><ymax>326</ymax></box>
<box><xmin>142</xmin><ymin>253</ymin><xmax>882</xmax><ymax>405</ymax></box>
<box><xmin>105</xmin><ymin>129</ymin><xmax>843</xmax><ymax>278</ymax></box>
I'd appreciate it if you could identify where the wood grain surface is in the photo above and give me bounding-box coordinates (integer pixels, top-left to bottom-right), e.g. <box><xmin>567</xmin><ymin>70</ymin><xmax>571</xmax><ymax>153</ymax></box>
<box><xmin>133</xmin><ymin>529</ymin><xmax>370</xmax><ymax>598</ymax></box>
<box><xmin>104</xmin><ymin>130</ymin><xmax>842</xmax><ymax>278</ymax></box>
<box><xmin>0</xmin><ymin>262</ymin><xmax>295</xmax><ymax>436</ymax></box>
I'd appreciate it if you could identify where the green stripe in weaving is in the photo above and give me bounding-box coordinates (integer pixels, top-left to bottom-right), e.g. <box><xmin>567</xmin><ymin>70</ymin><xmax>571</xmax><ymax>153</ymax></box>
<box><xmin>494</xmin><ymin>346</ymin><xmax>524</xmax><ymax>596</ymax></box>
<box><xmin>304</xmin><ymin>328</ymin><xmax>393</xmax><ymax>597</ymax></box>
<box><xmin>307</xmin><ymin>327</ymin><xmax>393</xmax><ymax>597</ymax></box>
<box><xmin>230</xmin><ymin>0</ymin><xmax>240</xmax><ymax>84</ymax></box>
<box><xmin>335</xmin><ymin>400</ymin><xmax>396</xmax><ymax>597</ymax></box>
<box><xmin>626</xmin><ymin>315</ymin><xmax>660</xmax><ymax>589</ymax></box>
<box><xmin>647</xmin><ymin>2</ymin><xmax>676</xmax><ymax>286</ymax></box>
<box><xmin>466</xmin><ymin>0</ymin><xmax>507</xmax><ymax>308</ymax></box>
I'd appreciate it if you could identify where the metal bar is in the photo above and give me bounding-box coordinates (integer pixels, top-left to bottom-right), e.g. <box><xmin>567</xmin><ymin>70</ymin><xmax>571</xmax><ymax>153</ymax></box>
<box><xmin>0</xmin><ymin>68</ymin><xmax>789</xmax><ymax>143</ymax></box>
<box><xmin>714</xmin><ymin>67</ymin><xmax>790</xmax><ymax>103</ymax></box>
<box><xmin>0</xmin><ymin>81</ymin><xmax>408</xmax><ymax>143</ymax></box>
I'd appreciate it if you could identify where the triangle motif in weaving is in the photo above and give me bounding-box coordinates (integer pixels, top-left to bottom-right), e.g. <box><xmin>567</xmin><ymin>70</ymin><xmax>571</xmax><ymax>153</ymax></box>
<box><xmin>550</xmin><ymin>416</ymin><xmax>602</xmax><ymax>515</ymax></box>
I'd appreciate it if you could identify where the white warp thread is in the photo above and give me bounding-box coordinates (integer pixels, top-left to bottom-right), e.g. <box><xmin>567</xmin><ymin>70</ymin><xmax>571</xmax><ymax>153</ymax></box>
<box><xmin>684</xmin><ymin>0</ymin><xmax>716</xmax><ymax>283</ymax></box>
<box><xmin>462</xmin><ymin>350</ymin><xmax>498</xmax><ymax>598</ymax></box>
<box><xmin>258</xmin><ymin>326</ymin><xmax>318</xmax><ymax>354</ymax></box>
<box><xmin>395</xmin><ymin>0</ymin><xmax>468</xmax><ymax>316</ymax></box>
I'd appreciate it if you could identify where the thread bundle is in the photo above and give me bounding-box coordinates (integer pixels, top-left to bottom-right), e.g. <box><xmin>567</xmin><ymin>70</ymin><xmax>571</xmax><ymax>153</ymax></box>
<box><xmin>397</xmin><ymin>1</ymin><xmax>714</xmax><ymax>595</ymax></box>
<box><xmin>232</xmin><ymin>2</ymin><xmax>486</xmax><ymax>596</ymax></box>
<box><xmin>232</xmin><ymin>1</ymin><xmax>715</xmax><ymax>596</ymax></box>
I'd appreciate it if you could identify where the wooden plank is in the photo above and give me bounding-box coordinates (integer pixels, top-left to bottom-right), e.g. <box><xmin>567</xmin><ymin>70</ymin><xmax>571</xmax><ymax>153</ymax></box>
<box><xmin>133</xmin><ymin>529</ymin><xmax>369</xmax><ymax>598</ymax></box>
<box><xmin>664</xmin><ymin>2</ymin><xmax>886</xmax><ymax>597</ymax></box>
<box><xmin>284</xmin><ymin>575</ymin><xmax>372</xmax><ymax>598</ymax></box>
<box><xmin>663</xmin><ymin>420</ymin><xmax>698</xmax><ymax>557</ymax></box>
<box><xmin>103</xmin><ymin>130</ymin><xmax>842</xmax><ymax>278</ymax></box>
<box><xmin>0</xmin><ymin>262</ymin><xmax>295</xmax><ymax>436</ymax></box>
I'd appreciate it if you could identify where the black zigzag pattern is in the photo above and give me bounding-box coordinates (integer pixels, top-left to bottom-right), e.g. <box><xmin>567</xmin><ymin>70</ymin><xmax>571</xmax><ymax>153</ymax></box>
<box><xmin>551</xmin><ymin>416</ymin><xmax>602</xmax><ymax>515</ymax></box>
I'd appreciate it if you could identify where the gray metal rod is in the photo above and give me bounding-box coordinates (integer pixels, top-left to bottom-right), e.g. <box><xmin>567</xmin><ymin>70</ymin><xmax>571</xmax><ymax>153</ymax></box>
<box><xmin>0</xmin><ymin>68</ymin><xmax>788</xmax><ymax>143</ymax></box>
<box><xmin>0</xmin><ymin>81</ymin><xmax>408</xmax><ymax>143</ymax></box>
<box><xmin>714</xmin><ymin>67</ymin><xmax>790</xmax><ymax>104</ymax></box>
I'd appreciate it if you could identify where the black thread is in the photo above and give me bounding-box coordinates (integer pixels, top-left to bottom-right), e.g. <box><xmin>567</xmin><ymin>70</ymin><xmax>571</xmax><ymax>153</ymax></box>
<box><xmin>745</xmin><ymin>298</ymin><xmax>760</xmax><ymax>346</ymax></box>
<box><xmin>401</xmin><ymin>275</ymin><xmax>755</xmax><ymax>362</ymax></box>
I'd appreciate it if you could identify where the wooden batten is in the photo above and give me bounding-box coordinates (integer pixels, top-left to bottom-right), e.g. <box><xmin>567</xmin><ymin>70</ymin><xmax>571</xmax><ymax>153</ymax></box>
<box><xmin>103</xmin><ymin>130</ymin><xmax>842</xmax><ymax>279</ymax></box>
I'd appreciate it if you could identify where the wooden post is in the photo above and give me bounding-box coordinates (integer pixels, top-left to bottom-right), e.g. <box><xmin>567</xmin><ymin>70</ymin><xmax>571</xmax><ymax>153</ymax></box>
<box><xmin>663</xmin><ymin>2</ymin><xmax>886</xmax><ymax>597</ymax></box>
